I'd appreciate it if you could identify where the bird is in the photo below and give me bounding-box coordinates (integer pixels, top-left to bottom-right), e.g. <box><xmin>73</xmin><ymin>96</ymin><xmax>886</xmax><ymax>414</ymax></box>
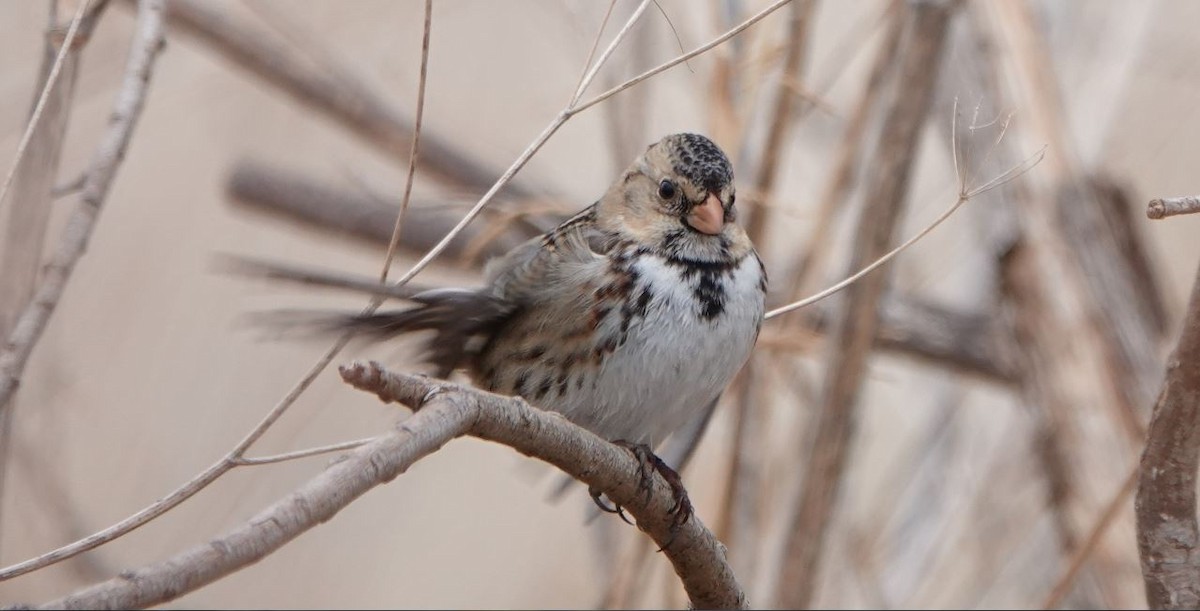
<box><xmin>254</xmin><ymin>133</ymin><xmax>766</xmax><ymax>525</ymax></box>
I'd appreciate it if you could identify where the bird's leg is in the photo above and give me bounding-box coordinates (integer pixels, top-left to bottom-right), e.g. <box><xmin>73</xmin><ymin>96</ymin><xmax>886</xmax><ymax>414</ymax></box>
<box><xmin>612</xmin><ymin>440</ymin><xmax>694</xmax><ymax>540</ymax></box>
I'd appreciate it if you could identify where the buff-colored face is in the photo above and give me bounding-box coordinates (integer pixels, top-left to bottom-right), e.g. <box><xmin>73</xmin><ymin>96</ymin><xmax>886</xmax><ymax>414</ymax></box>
<box><xmin>598</xmin><ymin>133</ymin><xmax>749</xmax><ymax>261</ymax></box>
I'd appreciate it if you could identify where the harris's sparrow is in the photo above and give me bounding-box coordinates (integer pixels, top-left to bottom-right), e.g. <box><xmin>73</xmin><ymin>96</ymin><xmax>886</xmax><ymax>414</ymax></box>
<box><xmin>275</xmin><ymin>133</ymin><xmax>766</xmax><ymax>519</ymax></box>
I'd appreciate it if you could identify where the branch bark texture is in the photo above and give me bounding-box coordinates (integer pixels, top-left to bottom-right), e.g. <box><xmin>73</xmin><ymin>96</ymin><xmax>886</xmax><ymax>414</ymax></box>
<box><xmin>1137</xmin><ymin>261</ymin><xmax>1200</xmax><ymax>609</ymax></box>
<box><xmin>39</xmin><ymin>363</ymin><xmax>746</xmax><ymax>610</ymax></box>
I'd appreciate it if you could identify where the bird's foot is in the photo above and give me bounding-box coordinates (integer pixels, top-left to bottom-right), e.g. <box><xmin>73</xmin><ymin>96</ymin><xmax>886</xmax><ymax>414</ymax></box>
<box><xmin>612</xmin><ymin>440</ymin><xmax>693</xmax><ymax>548</ymax></box>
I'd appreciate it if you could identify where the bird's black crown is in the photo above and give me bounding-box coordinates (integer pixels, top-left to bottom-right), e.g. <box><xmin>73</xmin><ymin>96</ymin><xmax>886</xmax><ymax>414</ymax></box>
<box><xmin>666</xmin><ymin>133</ymin><xmax>734</xmax><ymax>194</ymax></box>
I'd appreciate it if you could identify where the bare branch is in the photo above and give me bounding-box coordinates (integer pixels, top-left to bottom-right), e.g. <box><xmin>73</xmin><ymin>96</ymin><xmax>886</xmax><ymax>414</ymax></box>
<box><xmin>0</xmin><ymin>0</ymin><xmax>94</xmax><ymax>217</ymax></box>
<box><xmin>0</xmin><ymin>0</ymin><xmax>165</xmax><ymax>412</ymax></box>
<box><xmin>1147</xmin><ymin>196</ymin><xmax>1200</xmax><ymax>220</ymax></box>
<box><xmin>33</xmin><ymin>363</ymin><xmax>746</xmax><ymax>610</ymax></box>
<box><xmin>232</xmin><ymin>437</ymin><xmax>376</xmax><ymax>467</ymax></box>
<box><xmin>569</xmin><ymin>0</ymin><xmax>619</xmax><ymax>103</ymax></box>
<box><xmin>1136</xmin><ymin>260</ymin><xmax>1200</xmax><ymax>609</ymax></box>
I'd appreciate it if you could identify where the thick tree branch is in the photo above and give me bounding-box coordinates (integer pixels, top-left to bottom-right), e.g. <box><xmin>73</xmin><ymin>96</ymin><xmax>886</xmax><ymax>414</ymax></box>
<box><xmin>1136</xmin><ymin>260</ymin><xmax>1200</xmax><ymax>610</ymax></box>
<box><xmin>35</xmin><ymin>362</ymin><xmax>746</xmax><ymax>610</ymax></box>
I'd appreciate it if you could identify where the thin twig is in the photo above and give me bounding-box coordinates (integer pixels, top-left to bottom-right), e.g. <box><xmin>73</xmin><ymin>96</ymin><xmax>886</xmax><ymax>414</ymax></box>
<box><xmin>572</xmin><ymin>0</ymin><xmax>793</xmax><ymax>116</ymax></box>
<box><xmin>36</xmin><ymin>363</ymin><xmax>746</xmax><ymax>610</ymax></box>
<box><xmin>0</xmin><ymin>0</ymin><xmax>169</xmax><ymax>581</ymax></box>
<box><xmin>784</xmin><ymin>1</ymin><xmax>904</xmax><ymax>302</ymax></box>
<box><xmin>570</xmin><ymin>0</ymin><xmax>619</xmax><ymax>103</ymax></box>
<box><xmin>388</xmin><ymin>0</ymin><xmax>791</xmax><ymax>290</ymax></box>
<box><xmin>0</xmin><ymin>0</ymin><xmax>92</xmax><ymax>218</ymax></box>
<box><xmin>380</xmin><ymin>0</ymin><xmax>433</xmax><ymax>282</ymax></box>
<box><xmin>0</xmin><ymin>0</ymin><xmax>165</xmax><ymax>413</ymax></box>
<box><xmin>571</xmin><ymin>0</ymin><xmax>648</xmax><ymax>107</ymax></box>
<box><xmin>1147</xmin><ymin>196</ymin><xmax>1200</xmax><ymax>219</ymax></box>
<box><xmin>764</xmin><ymin>146</ymin><xmax>1045</xmax><ymax>320</ymax></box>
<box><xmin>232</xmin><ymin>437</ymin><xmax>376</xmax><ymax>466</ymax></box>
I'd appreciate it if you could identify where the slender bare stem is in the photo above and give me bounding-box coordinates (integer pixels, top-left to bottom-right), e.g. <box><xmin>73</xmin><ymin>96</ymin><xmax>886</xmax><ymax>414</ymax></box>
<box><xmin>0</xmin><ymin>0</ymin><xmax>164</xmax><ymax>413</ymax></box>
<box><xmin>569</xmin><ymin>0</ymin><xmax>619</xmax><ymax>103</ymax></box>
<box><xmin>0</xmin><ymin>0</ymin><xmax>92</xmax><ymax>216</ymax></box>
<box><xmin>573</xmin><ymin>0</ymin><xmax>794</xmax><ymax>115</ymax></box>
<box><xmin>379</xmin><ymin>0</ymin><xmax>433</xmax><ymax>283</ymax></box>
<box><xmin>764</xmin><ymin>138</ymin><xmax>1044</xmax><ymax>321</ymax></box>
<box><xmin>233</xmin><ymin>438</ymin><xmax>376</xmax><ymax>466</ymax></box>
<box><xmin>570</xmin><ymin>0</ymin><xmax>650</xmax><ymax>107</ymax></box>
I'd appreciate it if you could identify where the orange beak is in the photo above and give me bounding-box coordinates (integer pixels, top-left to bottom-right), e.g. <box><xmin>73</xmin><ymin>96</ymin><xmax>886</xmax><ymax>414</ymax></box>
<box><xmin>685</xmin><ymin>193</ymin><xmax>725</xmax><ymax>235</ymax></box>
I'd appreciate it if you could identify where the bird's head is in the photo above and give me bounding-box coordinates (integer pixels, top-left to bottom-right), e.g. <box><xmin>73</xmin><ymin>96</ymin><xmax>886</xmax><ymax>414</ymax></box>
<box><xmin>599</xmin><ymin>133</ymin><xmax>751</xmax><ymax>261</ymax></box>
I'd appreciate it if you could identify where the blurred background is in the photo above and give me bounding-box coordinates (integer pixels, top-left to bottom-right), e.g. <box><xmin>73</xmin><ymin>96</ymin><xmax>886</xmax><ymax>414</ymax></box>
<box><xmin>1</xmin><ymin>0</ymin><xmax>1199</xmax><ymax>608</ymax></box>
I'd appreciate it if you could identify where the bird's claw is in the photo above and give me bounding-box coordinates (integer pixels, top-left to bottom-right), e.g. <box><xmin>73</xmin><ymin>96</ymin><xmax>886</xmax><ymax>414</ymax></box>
<box><xmin>610</xmin><ymin>440</ymin><xmax>694</xmax><ymax>551</ymax></box>
<box><xmin>589</xmin><ymin>485</ymin><xmax>633</xmax><ymax>525</ymax></box>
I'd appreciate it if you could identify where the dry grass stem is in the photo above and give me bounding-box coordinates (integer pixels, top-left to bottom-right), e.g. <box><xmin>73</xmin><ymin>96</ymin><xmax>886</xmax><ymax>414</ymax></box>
<box><xmin>379</xmin><ymin>0</ymin><xmax>433</xmax><ymax>283</ymax></box>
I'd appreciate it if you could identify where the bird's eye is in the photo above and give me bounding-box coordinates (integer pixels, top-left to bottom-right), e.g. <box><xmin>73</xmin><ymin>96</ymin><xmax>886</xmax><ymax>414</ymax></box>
<box><xmin>729</xmin><ymin>194</ymin><xmax>736</xmax><ymax>207</ymax></box>
<box><xmin>658</xmin><ymin>179</ymin><xmax>677</xmax><ymax>200</ymax></box>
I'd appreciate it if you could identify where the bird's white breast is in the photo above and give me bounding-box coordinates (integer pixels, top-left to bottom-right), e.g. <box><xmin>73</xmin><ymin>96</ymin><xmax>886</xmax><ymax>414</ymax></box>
<box><xmin>561</xmin><ymin>252</ymin><xmax>765</xmax><ymax>445</ymax></box>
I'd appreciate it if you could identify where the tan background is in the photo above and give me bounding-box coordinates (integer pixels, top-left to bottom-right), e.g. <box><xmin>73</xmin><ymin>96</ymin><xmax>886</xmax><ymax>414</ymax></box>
<box><xmin>0</xmin><ymin>0</ymin><xmax>1199</xmax><ymax>608</ymax></box>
